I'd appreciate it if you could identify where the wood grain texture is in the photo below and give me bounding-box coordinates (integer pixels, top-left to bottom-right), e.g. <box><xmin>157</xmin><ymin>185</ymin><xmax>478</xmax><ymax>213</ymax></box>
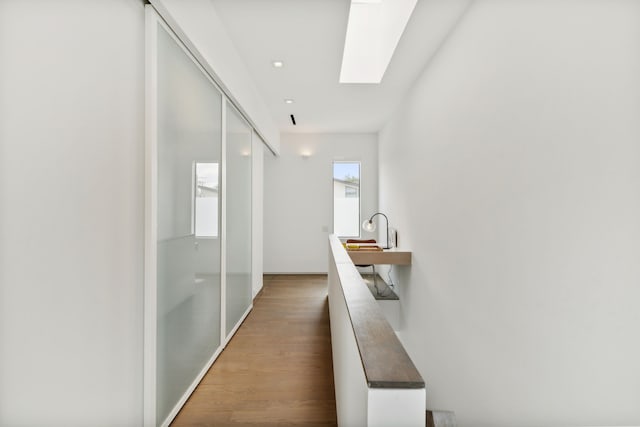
<box><xmin>171</xmin><ymin>274</ymin><xmax>337</xmax><ymax>426</ymax></box>
<box><xmin>347</xmin><ymin>249</ymin><xmax>411</xmax><ymax>265</ymax></box>
<box><xmin>330</xmin><ymin>235</ymin><xmax>424</xmax><ymax>389</ymax></box>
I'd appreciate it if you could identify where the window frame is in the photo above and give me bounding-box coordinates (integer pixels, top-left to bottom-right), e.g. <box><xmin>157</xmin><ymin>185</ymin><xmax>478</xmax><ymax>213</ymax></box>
<box><xmin>332</xmin><ymin>160</ymin><xmax>361</xmax><ymax>238</ymax></box>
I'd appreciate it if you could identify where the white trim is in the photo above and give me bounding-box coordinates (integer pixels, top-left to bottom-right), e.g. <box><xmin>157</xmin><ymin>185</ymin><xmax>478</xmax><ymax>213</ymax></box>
<box><xmin>225</xmin><ymin>304</ymin><xmax>253</xmax><ymax>345</ymax></box>
<box><xmin>220</xmin><ymin>98</ymin><xmax>227</xmax><ymax>342</ymax></box>
<box><xmin>332</xmin><ymin>160</ymin><xmax>362</xmax><ymax>239</ymax></box>
<box><xmin>143</xmin><ymin>7</ymin><xmax>159</xmax><ymax>427</ymax></box>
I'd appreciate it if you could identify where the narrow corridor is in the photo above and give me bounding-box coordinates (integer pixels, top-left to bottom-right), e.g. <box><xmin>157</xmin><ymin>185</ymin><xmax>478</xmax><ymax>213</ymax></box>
<box><xmin>171</xmin><ymin>275</ymin><xmax>337</xmax><ymax>426</ymax></box>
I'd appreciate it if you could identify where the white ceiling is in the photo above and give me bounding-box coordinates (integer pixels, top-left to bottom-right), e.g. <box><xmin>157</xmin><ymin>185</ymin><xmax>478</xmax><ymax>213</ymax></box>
<box><xmin>211</xmin><ymin>0</ymin><xmax>471</xmax><ymax>134</ymax></box>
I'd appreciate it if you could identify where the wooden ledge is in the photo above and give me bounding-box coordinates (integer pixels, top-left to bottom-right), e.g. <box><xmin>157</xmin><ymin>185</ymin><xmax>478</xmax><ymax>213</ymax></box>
<box><xmin>347</xmin><ymin>248</ymin><xmax>411</xmax><ymax>266</ymax></box>
<box><xmin>329</xmin><ymin>235</ymin><xmax>424</xmax><ymax>389</ymax></box>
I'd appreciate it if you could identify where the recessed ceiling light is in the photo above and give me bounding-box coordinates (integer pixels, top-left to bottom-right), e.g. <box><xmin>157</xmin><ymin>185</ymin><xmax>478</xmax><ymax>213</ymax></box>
<box><xmin>284</xmin><ymin>99</ymin><xmax>294</xmax><ymax>104</ymax></box>
<box><xmin>272</xmin><ymin>60</ymin><xmax>284</xmax><ymax>68</ymax></box>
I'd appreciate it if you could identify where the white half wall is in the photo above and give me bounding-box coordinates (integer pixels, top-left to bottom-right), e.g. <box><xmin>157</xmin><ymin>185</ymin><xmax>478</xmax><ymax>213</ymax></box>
<box><xmin>264</xmin><ymin>133</ymin><xmax>378</xmax><ymax>273</ymax></box>
<box><xmin>0</xmin><ymin>1</ymin><xmax>145</xmax><ymax>425</ymax></box>
<box><xmin>150</xmin><ymin>0</ymin><xmax>280</xmax><ymax>154</ymax></box>
<box><xmin>379</xmin><ymin>1</ymin><xmax>640</xmax><ymax>426</ymax></box>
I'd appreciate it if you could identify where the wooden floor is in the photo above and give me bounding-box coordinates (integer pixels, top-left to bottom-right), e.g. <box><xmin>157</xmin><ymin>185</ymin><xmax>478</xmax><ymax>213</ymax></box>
<box><xmin>171</xmin><ymin>274</ymin><xmax>337</xmax><ymax>427</ymax></box>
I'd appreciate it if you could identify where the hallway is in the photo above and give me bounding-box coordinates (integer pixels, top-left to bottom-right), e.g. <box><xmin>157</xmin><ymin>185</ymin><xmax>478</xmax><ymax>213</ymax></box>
<box><xmin>171</xmin><ymin>275</ymin><xmax>337</xmax><ymax>426</ymax></box>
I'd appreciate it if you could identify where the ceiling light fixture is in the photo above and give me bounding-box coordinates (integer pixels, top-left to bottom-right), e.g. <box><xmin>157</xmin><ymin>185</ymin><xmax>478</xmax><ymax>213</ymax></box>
<box><xmin>272</xmin><ymin>60</ymin><xmax>284</xmax><ymax>68</ymax></box>
<box><xmin>284</xmin><ymin>99</ymin><xmax>294</xmax><ymax>104</ymax></box>
<box><xmin>340</xmin><ymin>0</ymin><xmax>418</xmax><ymax>84</ymax></box>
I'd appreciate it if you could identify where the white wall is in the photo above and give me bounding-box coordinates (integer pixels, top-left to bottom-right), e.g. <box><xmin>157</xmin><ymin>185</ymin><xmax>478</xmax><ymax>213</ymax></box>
<box><xmin>264</xmin><ymin>133</ymin><xmax>378</xmax><ymax>273</ymax></box>
<box><xmin>252</xmin><ymin>131</ymin><xmax>265</xmax><ymax>297</ymax></box>
<box><xmin>0</xmin><ymin>1</ymin><xmax>145</xmax><ymax>426</ymax></box>
<box><xmin>378</xmin><ymin>1</ymin><xmax>640</xmax><ymax>426</ymax></box>
<box><xmin>150</xmin><ymin>0</ymin><xmax>280</xmax><ymax>154</ymax></box>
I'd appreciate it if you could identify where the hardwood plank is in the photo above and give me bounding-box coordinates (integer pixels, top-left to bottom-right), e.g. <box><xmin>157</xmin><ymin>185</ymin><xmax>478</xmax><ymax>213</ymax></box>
<box><xmin>171</xmin><ymin>275</ymin><xmax>337</xmax><ymax>426</ymax></box>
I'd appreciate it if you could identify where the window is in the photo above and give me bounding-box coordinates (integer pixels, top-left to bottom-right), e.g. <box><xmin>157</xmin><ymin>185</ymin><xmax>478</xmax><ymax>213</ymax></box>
<box><xmin>333</xmin><ymin>161</ymin><xmax>360</xmax><ymax>237</ymax></box>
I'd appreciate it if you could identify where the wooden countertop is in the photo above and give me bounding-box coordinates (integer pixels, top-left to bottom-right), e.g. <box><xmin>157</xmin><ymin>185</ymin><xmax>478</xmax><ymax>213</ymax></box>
<box><xmin>346</xmin><ymin>247</ymin><xmax>411</xmax><ymax>266</ymax></box>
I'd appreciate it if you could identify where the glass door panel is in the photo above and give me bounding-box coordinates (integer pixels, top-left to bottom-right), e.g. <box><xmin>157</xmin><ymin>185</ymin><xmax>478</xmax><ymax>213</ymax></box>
<box><xmin>156</xmin><ymin>24</ymin><xmax>222</xmax><ymax>423</ymax></box>
<box><xmin>225</xmin><ymin>104</ymin><xmax>252</xmax><ymax>336</ymax></box>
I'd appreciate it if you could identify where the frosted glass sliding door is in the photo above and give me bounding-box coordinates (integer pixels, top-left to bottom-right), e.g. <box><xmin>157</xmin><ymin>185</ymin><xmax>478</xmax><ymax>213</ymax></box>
<box><xmin>146</xmin><ymin>8</ymin><xmax>259</xmax><ymax>426</ymax></box>
<box><xmin>155</xmin><ymin>23</ymin><xmax>222</xmax><ymax>423</ymax></box>
<box><xmin>225</xmin><ymin>104</ymin><xmax>252</xmax><ymax>336</ymax></box>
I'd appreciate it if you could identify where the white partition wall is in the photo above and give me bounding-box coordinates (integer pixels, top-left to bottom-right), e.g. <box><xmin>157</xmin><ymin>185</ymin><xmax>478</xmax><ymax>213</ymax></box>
<box><xmin>145</xmin><ymin>8</ymin><xmax>259</xmax><ymax>426</ymax></box>
<box><xmin>328</xmin><ymin>236</ymin><xmax>426</xmax><ymax>427</ymax></box>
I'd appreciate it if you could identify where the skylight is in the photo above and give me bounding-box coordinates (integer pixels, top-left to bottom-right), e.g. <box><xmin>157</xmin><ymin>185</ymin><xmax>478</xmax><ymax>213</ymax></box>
<box><xmin>339</xmin><ymin>0</ymin><xmax>418</xmax><ymax>84</ymax></box>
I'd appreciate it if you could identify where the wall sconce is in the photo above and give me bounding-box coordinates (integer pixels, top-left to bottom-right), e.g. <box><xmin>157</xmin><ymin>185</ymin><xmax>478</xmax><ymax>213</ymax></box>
<box><xmin>362</xmin><ymin>212</ymin><xmax>390</xmax><ymax>249</ymax></box>
<box><xmin>300</xmin><ymin>151</ymin><xmax>312</xmax><ymax>159</ymax></box>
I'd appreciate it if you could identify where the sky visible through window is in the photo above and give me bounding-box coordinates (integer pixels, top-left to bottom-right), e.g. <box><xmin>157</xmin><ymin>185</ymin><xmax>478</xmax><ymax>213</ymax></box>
<box><xmin>333</xmin><ymin>162</ymin><xmax>360</xmax><ymax>182</ymax></box>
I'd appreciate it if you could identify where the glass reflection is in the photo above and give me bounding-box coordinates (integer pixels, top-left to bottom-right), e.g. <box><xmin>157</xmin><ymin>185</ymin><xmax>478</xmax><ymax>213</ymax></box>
<box><xmin>195</xmin><ymin>162</ymin><xmax>219</xmax><ymax>238</ymax></box>
<box><xmin>156</xmin><ymin>25</ymin><xmax>222</xmax><ymax>424</ymax></box>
